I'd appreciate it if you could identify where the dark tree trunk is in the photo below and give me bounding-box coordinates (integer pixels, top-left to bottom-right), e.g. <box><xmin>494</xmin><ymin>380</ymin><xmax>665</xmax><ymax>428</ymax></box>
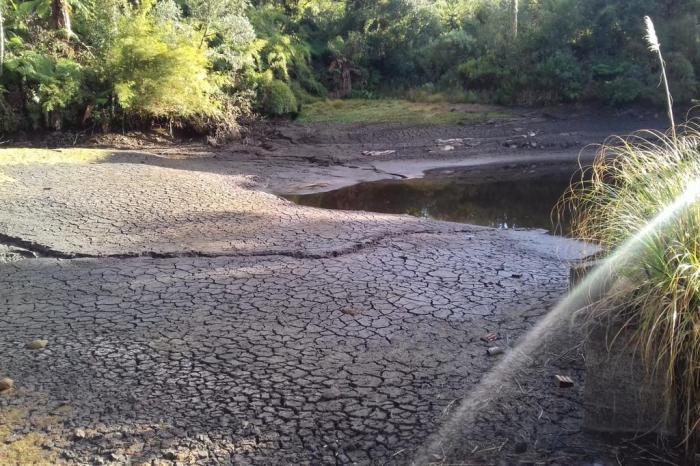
<box><xmin>51</xmin><ymin>0</ymin><xmax>71</xmax><ymax>35</ymax></box>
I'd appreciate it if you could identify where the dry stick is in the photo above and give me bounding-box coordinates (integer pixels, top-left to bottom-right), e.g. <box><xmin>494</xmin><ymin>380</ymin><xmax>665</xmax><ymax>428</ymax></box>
<box><xmin>645</xmin><ymin>16</ymin><xmax>676</xmax><ymax>140</ymax></box>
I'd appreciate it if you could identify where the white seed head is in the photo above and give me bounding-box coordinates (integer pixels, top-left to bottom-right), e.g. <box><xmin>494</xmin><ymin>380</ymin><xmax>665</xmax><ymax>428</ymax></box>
<box><xmin>644</xmin><ymin>16</ymin><xmax>660</xmax><ymax>52</ymax></box>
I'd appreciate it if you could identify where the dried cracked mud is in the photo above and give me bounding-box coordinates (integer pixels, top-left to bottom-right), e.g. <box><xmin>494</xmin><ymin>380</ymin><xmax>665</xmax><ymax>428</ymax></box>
<box><xmin>0</xmin><ymin>150</ymin><xmax>672</xmax><ymax>465</ymax></box>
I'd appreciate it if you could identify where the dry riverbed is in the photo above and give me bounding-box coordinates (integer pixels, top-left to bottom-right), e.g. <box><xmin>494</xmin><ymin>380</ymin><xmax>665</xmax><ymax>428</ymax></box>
<box><xmin>0</xmin><ymin>106</ymin><xmax>677</xmax><ymax>465</ymax></box>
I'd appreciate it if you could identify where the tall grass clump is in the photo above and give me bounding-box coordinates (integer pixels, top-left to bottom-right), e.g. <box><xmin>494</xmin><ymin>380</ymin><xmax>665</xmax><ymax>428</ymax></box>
<box><xmin>560</xmin><ymin>124</ymin><xmax>700</xmax><ymax>452</ymax></box>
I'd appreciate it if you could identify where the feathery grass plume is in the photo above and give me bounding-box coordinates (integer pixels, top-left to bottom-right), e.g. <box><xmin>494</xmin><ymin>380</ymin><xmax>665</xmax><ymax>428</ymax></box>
<box><xmin>644</xmin><ymin>16</ymin><xmax>676</xmax><ymax>140</ymax></box>
<box><xmin>558</xmin><ymin>123</ymin><xmax>700</xmax><ymax>454</ymax></box>
<box><xmin>644</xmin><ymin>15</ymin><xmax>660</xmax><ymax>52</ymax></box>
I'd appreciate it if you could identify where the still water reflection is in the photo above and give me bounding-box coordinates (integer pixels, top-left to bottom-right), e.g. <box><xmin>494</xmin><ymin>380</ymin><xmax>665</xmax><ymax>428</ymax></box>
<box><xmin>285</xmin><ymin>171</ymin><xmax>574</xmax><ymax>234</ymax></box>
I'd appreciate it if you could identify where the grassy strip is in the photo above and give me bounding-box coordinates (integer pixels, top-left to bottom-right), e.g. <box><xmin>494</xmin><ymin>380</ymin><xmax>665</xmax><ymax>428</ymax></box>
<box><xmin>298</xmin><ymin>99</ymin><xmax>506</xmax><ymax>125</ymax></box>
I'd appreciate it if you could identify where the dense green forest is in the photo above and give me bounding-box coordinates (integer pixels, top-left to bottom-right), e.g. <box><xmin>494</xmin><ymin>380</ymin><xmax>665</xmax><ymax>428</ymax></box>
<box><xmin>1</xmin><ymin>0</ymin><xmax>698</xmax><ymax>136</ymax></box>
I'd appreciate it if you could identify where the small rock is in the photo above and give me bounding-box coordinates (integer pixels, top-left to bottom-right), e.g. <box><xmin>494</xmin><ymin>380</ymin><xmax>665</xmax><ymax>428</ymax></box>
<box><xmin>163</xmin><ymin>450</ymin><xmax>189</xmax><ymax>461</ymax></box>
<box><xmin>73</xmin><ymin>428</ymin><xmax>87</xmax><ymax>440</ymax></box>
<box><xmin>487</xmin><ymin>347</ymin><xmax>504</xmax><ymax>356</ymax></box>
<box><xmin>435</xmin><ymin>138</ymin><xmax>464</xmax><ymax>145</ymax></box>
<box><xmin>555</xmin><ymin>375</ymin><xmax>574</xmax><ymax>388</ymax></box>
<box><xmin>361</xmin><ymin>150</ymin><xmax>396</xmax><ymax>157</ymax></box>
<box><xmin>195</xmin><ymin>433</ymin><xmax>211</xmax><ymax>444</ymax></box>
<box><xmin>60</xmin><ymin>450</ymin><xmax>78</xmax><ymax>460</ymax></box>
<box><xmin>0</xmin><ymin>377</ymin><xmax>14</xmax><ymax>391</ymax></box>
<box><xmin>480</xmin><ymin>333</ymin><xmax>498</xmax><ymax>343</ymax></box>
<box><xmin>27</xmin><ymin>339</ymin><xmax>49</xmax><ymax>350</ymax></box>
<box><xmin>440</xmin><ymin>145</ymin><xmax>455</xmax><ymax>151</ymax></box>
<box><xmin>320</xmin><ymin>387</ymin><xmax>341</xmax><ymax>401</ymax></box>
<box><xmin>108</xmin><ymin>452</ymin><xmax>125</xmax><ymax>461</ymax></box>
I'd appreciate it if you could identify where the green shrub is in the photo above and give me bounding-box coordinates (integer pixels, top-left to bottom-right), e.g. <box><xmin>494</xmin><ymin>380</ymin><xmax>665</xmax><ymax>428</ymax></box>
<box><xmin>416</xmin><ymin>30</ymin><xmax>476</xmax><ymax>83</ymax></box>
<box><xmin>666</xmin><ymin>52</ymin><xmax>697</xmax><ymax>104</ymax></box>
<box><xmin>5</xmin><ymin>52</ymin><xmax>83</xmax><ymax>113</ymax></box>
<box><xmin>105</xmin><ymin>11</ymin><xmax>220</xmax><ymax>119</ymax></box>
<box><xmin>534</xmin><ymin>51</ymin><xmax>583</xmax><ymax>102</ymax></box>
<box><xmin>458</xmin><ymin>57</ymin><xmax>502</xmax><ymax>90</ymax></box>
<box><xmin>260</xmin><ymin>79</ymin><xmax>298</xmax><ymax>116</ymax></box>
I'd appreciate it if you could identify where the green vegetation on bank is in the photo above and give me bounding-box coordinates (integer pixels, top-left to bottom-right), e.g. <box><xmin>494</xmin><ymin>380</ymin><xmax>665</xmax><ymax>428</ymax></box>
<box><xmin>297</xmin><ymin>99</ymin><xmax>504</xmax><ymax>125</ymax></box>
<box><xmin>1</xmin><ymin>0</ymin><xmax>699</xmax><ymax>136</ymax></box>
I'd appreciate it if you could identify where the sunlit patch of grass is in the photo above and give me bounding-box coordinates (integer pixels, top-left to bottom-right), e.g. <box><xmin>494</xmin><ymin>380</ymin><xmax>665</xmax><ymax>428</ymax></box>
<box><xmin>559</xmin><ymin>123</ymin><xmax>700</xmax><ymax>449</ymax></box>
<box><xmin>297</xmin><ymin>99</ymin><xmax>506</xmax><ymax>125</ymax></box>
<box><xmin>0</xmin><ymin>408</ymin><xmax>59</xmax><ymax>465</ymax></box>
<box><xmin>0</xmin><ymin>148</ymin><xmax>110</xmax><ymax>166</ymax></box>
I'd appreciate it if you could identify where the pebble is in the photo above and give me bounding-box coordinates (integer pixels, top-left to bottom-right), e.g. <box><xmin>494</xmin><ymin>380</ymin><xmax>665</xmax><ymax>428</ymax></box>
<box><xmin>27</xmin><ymin>339</ymin><xmax>49</xmax><ymax>350</ymax></box>
<box><xmin>555</xmin><ymin>375</ymin><xmax>575</xmax><ymax>388</ymax></box>
<box><xmin>487</xmin><ymin>347</ymin><xmax>504</xmax><ymax>356</ymax></box>
<box><xmin>0</xmin><ymin>377</ymin><xmax>14</xmax><ymax>391</ymax></box>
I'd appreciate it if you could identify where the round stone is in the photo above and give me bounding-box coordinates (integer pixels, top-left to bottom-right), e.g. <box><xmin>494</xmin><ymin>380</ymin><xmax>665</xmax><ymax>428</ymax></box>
<box><xmin>0</xmin><ymin>377</ymin><xmax>14</xmax><ymax>391</ymax></box>
<box><xmin>27</xmin><ymin>339</ymin><xmax>49</xmax><ymax>350</ymax></box>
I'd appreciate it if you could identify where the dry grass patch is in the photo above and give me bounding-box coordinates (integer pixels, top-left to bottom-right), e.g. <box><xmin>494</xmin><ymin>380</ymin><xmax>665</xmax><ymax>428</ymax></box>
<box><xmin>0</xmin><ymin>408</ymin><xmax>60</xmax><ymax>465</ymax></box>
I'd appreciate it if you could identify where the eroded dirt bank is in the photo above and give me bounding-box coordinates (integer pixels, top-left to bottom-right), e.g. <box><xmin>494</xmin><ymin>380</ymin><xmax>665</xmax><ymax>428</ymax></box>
<box><xmin>0</xmin><ymin>108</ymin><xmax>677</xmax><ymax>465</ymax></box>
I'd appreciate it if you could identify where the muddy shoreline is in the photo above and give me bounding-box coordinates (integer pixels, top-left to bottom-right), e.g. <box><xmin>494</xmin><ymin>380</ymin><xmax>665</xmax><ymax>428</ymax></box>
<box><xmin>58</xmin><ymin>104</ymin><xmax>665</xmax><ymax>195</ymax></box>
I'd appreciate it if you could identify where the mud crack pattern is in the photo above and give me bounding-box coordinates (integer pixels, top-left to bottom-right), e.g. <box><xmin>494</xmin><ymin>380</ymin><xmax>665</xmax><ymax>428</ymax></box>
<box><xmin>0</xmin><ymin>161</ymin><xmax>630</xmax><ymax>465</ymax></box>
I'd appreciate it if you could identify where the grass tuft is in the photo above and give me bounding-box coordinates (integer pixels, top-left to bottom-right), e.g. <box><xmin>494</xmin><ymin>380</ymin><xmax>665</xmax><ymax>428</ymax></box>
<box><xmin>559</xmin><ymin>123</ymin><xmax>700</xmax><ymax>450</ymax></box>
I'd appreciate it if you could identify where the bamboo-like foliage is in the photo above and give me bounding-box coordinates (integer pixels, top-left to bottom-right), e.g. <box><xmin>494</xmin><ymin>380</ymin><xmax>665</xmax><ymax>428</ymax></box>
<box><xmin>559</xmin><ymin>124</ymin><xmax>700</xmax><ymax>452</ymax></box>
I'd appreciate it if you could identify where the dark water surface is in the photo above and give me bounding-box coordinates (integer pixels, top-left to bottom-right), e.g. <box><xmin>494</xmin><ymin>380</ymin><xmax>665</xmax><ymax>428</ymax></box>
<box><xmin>285</xmin><ymin>169</ymin><xmax>576</xmax><ymax>233</ymax></box>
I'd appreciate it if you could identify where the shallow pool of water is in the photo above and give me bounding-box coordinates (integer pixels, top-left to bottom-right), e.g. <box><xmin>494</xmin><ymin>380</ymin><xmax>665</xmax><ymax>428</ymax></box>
<box><xmin>285</xmin><ymin>169</ymin><xmax>575</xmax><ymax>233</ymax></box>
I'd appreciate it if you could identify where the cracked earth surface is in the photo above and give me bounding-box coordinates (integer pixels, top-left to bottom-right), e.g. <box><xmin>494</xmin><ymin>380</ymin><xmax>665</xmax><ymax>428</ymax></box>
<box><xmin>0</xmin><ymin>159</ymin><xmax>661</xmax><ymax>465</ymax></box>
<box><xmin>0</xmin><ymin>164</ymin><xmax>465</xmax><ymax>258</ymax></box>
